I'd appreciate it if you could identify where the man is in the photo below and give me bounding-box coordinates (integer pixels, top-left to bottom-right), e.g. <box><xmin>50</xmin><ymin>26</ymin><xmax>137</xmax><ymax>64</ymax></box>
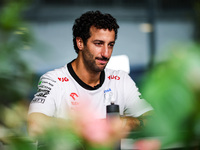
<box><xmin>28</xmin><ymin>11</ymin><xmax>153</xmax><ymax>137</ymax></box>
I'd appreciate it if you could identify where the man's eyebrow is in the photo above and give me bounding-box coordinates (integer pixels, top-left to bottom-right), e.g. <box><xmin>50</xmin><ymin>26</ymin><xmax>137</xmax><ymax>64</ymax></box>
<box><xmin>92</xmin><ymin>40</ymin><xmax>115</xmax><ymax>45</ymax></box>
<box><xmin>93</xmin><ymin>40</ymin><xmax>115</xmax><ymax>43</ymax></box>
<box><xmin>93</xmin><ymin>40</ymin><xmax>104</xmax><ymax>42</ymax></box>
<box><xmin>109</xmin><ymin>41</ymin><xmax>115</xmax><ymax>45</ymax></box>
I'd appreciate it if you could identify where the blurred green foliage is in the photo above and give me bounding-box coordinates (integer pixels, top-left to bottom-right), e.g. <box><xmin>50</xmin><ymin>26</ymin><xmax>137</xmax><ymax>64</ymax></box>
<box><xmin>140</xmin><ymin>43</ymin><xmax>200</xmax><ymax>148</ymax></box>
<box><xmin>0</xmin><ymin>0</ymin><xmax>34</xmax><ymax>105</ymax></box>
<box><xmin>0</xmin><ymin>0</ymin><xmax>36</xmax><ymax>149</ymax></box>
<box><xmin>34</xmin><ymin>126</ymin><xmax>116</xmax><ymax>150</ymax></box>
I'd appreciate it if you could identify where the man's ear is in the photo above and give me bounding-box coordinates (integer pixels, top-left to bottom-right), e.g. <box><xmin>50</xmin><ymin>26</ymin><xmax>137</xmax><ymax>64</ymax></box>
<box><xmin>76</xmin><ymin>37</ymin><xmax>84</xmax><ymax>51</ymax></box>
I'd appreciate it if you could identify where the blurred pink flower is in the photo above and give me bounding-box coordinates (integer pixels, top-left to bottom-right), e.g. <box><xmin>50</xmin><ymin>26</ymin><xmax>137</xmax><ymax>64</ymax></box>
<box><xmin>70</xmin><ymin>101</ymin><xmax>128</xmax><ymax>146</ymax></box>
<box><xmin>134</xmin><ymin>139</ymin><xmax>161</xmax><ymax>150</ymax></box>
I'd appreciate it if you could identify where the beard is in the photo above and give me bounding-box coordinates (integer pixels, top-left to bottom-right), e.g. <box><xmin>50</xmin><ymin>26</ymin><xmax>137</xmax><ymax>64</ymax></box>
<box><xmin>82</xmin><ymin>47</ymin><xmax>109</xmax><ymax>72</ymax></box>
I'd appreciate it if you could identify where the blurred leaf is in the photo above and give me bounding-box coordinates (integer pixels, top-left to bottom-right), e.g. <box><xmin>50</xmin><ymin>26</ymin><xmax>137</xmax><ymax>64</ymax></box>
<box><xmin>140</xmin><ymin>43</ymin><xmax>200</xmax><ymax>147</ymax></box>
<box><xmin>0</xmin><ymin>0</ymin><xmax>34</xmax><ymax>105</ymax></box>
<box><xmin>8</xmin><ymin>136</ymin><xmax>36</xmax><ymax>150</ymax></box>
<box><xmin>37</xmin><ymin>128</ymin><xmax>83</xmax><ymax>150</ymax></box>
<box><xmin>0</xmin><ymin>0</ymin><xmax>26</xmax><ymax>31</ymax></box>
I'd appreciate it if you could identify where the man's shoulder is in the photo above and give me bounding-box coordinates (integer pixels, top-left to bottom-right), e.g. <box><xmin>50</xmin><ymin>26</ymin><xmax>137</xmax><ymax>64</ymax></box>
<box><xmin>105</xmin><ymin>68</ymin><xmax>131</xmax><ymax>82</ymax></box>
<box><xmin>105</xmin><ymin>68</ymin><xmax>129</xmax><ymax>76</ymax></box>
<box><xmin>40</xmin><ymin>65</ymin><xmax>68</xmax><ymax>81</ymax></box>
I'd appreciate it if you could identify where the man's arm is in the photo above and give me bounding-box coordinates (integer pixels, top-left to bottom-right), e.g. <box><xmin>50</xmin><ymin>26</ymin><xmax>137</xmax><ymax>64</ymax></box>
<box><xmin>120</xmin><ymin>110</ymin><xmax>153</xmax><ymax>130</ymax></box>
<box><xmin>27</xmin><ymin>113</ymin><xmax>69</xmax><ymax>137</ymax></box>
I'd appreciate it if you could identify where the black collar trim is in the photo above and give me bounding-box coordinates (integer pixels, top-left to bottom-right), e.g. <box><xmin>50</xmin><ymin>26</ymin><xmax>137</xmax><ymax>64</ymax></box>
<box><xmin>67</xmin><ymin>60</ymin><xmax>105</xmax><ymax>90</ymax></box>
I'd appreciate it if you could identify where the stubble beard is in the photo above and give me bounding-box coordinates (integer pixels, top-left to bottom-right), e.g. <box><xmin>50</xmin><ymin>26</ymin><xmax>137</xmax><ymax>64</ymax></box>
<box><xmin>82</xmin><ymin>48</ymin><xmax>107</xmax><ymax>73</ymax></box>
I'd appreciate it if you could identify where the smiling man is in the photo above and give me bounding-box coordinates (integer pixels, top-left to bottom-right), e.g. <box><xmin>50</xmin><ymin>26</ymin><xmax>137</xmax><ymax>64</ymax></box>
<box><xmin>28</xmin><ymin>11</ymin><xmax>153</xmax><ymax>137</ymax></box>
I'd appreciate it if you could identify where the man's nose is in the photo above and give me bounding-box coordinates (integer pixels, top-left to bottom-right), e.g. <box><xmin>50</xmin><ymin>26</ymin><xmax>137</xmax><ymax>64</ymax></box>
<box><xmin>101</xmin><ymin>45</ymin><xmax>110</xmax><ymax>58</ymax></box>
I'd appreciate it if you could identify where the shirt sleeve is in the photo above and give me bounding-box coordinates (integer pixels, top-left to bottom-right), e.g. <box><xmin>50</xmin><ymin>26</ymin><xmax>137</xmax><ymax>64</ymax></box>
<box><xmin>123</xmin><ymin>73</ymin><xmax>153</xmax><ymax>117</ymax></box>
<box><xmin>28</xmin><ymin>72</ymin><xmax>59</xmax><ymax>117</ymax></box>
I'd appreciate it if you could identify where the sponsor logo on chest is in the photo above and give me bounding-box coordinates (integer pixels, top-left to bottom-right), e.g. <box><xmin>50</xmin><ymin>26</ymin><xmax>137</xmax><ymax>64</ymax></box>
<box><xmin>104</xmin><ymin>88</ymin><xmax>114</xmax><ymax>105</ymax></box>
<box><xmin>69</xmin><ymin>92</ymin><xmax>79</xmax><ymax>106</ymax></box>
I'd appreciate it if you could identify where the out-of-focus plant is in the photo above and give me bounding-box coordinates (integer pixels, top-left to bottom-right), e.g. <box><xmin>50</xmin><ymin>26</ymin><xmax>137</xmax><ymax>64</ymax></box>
<box><xmin>136</xmin><ymin>43</ymin><xmax>200</xmax><ymax>149</ymax></box>
<box><xmin>0</xmin><ymin>0</ymin><xmax>34</xmax><ymax>106</ymax></box>
<box><xmin>0</xmin><ymin>0</ymin><xmax>36</xmax><ymax>149</ymax></box>
<box><xmin>30</xmin><ymin>101</ymin><xmax>127</xmax><ymax>150</ymax></box>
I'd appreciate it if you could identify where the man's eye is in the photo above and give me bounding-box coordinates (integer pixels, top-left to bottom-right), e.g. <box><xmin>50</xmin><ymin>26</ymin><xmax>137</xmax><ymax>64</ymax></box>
<box><xmin>95</xmin><ymin>43</ymin><xmax>102</xmax><ymax>46</ymax></box>
<box><xmin>109</xmin><ymin>43</ymin><xmax>114</xmax><ymax>47</ymax></box>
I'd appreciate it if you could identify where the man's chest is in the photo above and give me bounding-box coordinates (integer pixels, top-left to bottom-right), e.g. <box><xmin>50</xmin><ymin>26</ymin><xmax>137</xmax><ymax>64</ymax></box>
<box><xmin>56</xmin><ymin>81</ymin><xmax>124</xmax><ymax>119</ymax></box>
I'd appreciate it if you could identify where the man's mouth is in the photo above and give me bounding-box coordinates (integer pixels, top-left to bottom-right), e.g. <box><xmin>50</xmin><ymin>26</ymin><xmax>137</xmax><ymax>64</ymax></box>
<box><xmin>96</xmin><ymin>57</ymin><xmax>109</xmax><ymax>64</ymax></box>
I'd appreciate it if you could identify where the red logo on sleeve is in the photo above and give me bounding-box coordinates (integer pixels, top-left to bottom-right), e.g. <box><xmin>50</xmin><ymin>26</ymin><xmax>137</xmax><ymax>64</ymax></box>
<box><xmin>108</xmin><ymin>75</ymin><xmax>120</xmax><ymax>80</ymax></box>
<box><xmin>58</xmin><ymin>77</ymin><xmax>69</xmax><ymax>82</ymax></box>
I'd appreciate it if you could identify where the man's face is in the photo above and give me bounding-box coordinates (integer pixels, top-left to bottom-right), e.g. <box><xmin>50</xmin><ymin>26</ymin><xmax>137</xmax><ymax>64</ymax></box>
<box><xmin>81</xmin><ymin>26</ymin><xmax>116</xmax><ymax>72</ymax></box>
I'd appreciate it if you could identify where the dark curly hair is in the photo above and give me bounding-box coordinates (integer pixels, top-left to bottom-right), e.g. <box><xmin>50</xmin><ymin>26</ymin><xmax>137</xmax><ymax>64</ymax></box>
<box><xmin>72</xmin><ymin>10</ymin><xmax>119</xmax><ymax>53</ymax></box>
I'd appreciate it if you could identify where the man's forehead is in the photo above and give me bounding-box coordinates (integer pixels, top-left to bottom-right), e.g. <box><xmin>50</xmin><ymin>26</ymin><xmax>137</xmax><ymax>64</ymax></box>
<box><xmin>89</xmin><ymin>26</ymin><xmax>115</xmax><ymax>40</ymax></box>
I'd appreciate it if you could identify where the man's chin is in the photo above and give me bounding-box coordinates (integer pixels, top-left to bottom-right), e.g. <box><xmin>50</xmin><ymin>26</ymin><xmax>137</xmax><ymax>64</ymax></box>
<box><xmin>94</xmin><ymin>65</ymin><xmax>106</xmax><ymax>72</ymax></box>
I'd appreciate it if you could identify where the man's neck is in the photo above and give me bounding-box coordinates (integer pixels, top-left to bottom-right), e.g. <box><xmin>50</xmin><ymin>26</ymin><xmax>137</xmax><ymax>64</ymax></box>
<box><xmin>71</xmin><ymin>59</ymin><xmax>101</xmax><ymax>88</ymax></box>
